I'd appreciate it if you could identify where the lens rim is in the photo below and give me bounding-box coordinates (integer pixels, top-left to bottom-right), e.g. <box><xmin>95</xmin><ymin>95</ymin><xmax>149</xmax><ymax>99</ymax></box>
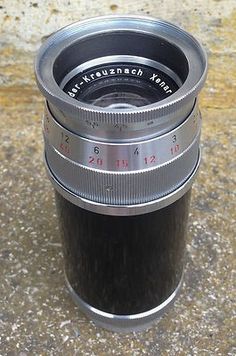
<box><xmin>35</xmin><ymin>15</ymin><xmax>207</xmax><ymax>123</ymax></box>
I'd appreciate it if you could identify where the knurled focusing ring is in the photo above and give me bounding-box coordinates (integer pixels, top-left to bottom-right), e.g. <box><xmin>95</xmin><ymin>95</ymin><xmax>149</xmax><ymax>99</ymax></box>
<box><xmin>35</xmin><ymin>15</ymin><xmax>207</xmax><ymax>215</ymax></box>
<box><xmin>44</xmin><ymin>100</ymin><xmax>200</xmax><ymax>207</ymax></box>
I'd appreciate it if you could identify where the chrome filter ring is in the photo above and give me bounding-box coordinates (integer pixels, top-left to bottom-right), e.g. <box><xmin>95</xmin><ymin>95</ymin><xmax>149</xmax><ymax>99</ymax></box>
<box><xmin>35</xmin><ymin>16</ymin><xmax>207</xmax><ymax>126</ymax></box>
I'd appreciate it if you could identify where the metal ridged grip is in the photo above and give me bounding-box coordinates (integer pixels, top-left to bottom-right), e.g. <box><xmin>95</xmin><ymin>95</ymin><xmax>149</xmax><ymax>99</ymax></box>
<box><xmin>44</xmin><ymin>101</ymin><xmax>201</xmax><ymax>206</ymax></box>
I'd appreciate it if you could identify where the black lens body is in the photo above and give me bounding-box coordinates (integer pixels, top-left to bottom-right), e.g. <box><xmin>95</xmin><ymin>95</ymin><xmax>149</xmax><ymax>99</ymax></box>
<box><xmin>55</xmin><ymin>189</ymin><xmax>191</xmax><ymax>315</ymax></box>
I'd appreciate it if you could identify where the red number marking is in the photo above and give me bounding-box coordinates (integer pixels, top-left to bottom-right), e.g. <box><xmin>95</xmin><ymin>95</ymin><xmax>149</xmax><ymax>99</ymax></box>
<box><xmin>150</xmin><ymin>155</ymin><xmax>156</xmax><ymax>163</ymax></box>
<box><xmin>60</xmin><ymin>143</ymin><xmax>70</xmax><ymax>155</ymax></box>
<box><xmin>89</xmin><ymin>157</ymin><xmax>103</xmax><ymax>166</ymax></box>
<box><xmin>144</xmin><ymin>155</ymin><xmax>156</xmax><ymax>165</ymax></box>
<box><xmin>171</xmin><ymin>144</ymin><xmax>180</xmax><ymax>155</ymax></box>
<box><xmin>97</xmin><ymin>158</ymin><xmax>103</xmax><ymax>166</ymax></box>
<box><xmin>89</xmin><ymin>156</ymin><xmax>95</xmax><ymax>164</ymax></box>
<box><xmin>116</xmin><ymin>159</ymin><xmax>129</xmax><ymax>168</ymax></box>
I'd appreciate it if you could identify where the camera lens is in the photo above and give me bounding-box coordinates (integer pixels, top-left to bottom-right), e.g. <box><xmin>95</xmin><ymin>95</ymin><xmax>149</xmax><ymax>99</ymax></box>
<box><xmin>35</xmin><ymin>16</ymin><xmax>207</xmax><ymax>332</ymax></box>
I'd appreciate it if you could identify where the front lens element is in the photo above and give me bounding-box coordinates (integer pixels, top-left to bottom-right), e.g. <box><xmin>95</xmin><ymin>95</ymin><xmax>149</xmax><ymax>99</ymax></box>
<box><xmin>35</xmin><ymin>16</ymin><xmax>207</xmax><ymax>332</ymax></box>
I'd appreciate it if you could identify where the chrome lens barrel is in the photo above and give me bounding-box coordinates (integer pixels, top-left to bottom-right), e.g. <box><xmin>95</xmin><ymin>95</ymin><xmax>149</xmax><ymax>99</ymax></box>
<box><xmin>35</xmin><ymin>16</ymin><xmax>207</xmax><ymax>216</ymax></box>
<box><xmin>35</xmin><ymin>16</ymin><xmax>207</xmax><ymax>331</ymax></box>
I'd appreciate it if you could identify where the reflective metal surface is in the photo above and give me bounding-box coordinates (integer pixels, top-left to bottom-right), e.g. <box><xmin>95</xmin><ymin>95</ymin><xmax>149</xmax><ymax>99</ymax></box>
<box><xmin>43</xmin><ymin>100</ymin><xmax>201</xmax><ymax>208</ymax></box>
<box><xmin>65</xmin><ymin>273</ymin><xmax>183</xmax><ymax>332</ymax></box>
<box><xmin>35</xmin><ymin>15</ymin><xmax>207</xmax><ymax>125</ymax></box>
